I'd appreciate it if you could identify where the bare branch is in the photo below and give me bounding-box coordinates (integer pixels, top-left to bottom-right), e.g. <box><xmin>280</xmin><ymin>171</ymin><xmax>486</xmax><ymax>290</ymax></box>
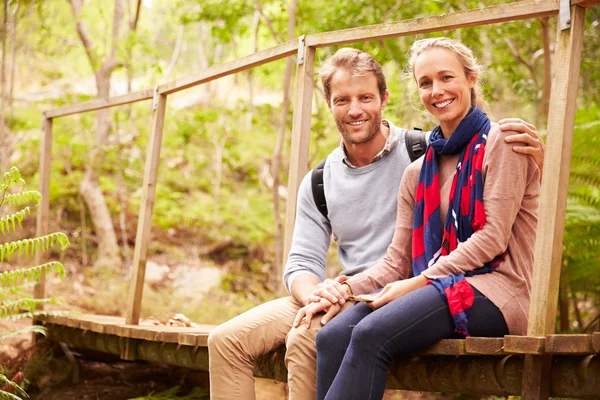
<box><xmin>110</xmin><ymin>0</ymin><xmax>125</xmax><ymax>61</ymax></box>
<box><xmin>503</xmin><ymin>37</ymin><xmax>538</xmax><ymax>88</ymax></box>
<box><xmin>69</xmin><ymin>0</ymin><xmax>98</xmax><ymax>70</ymax></box>
<box><xmin>252</xmin><ymin>0</ymin><xmax>282</xmax><ymax>44</ymax></box>
<box><xmin>130</xmin><ymin>0</ymin><xmax>142</xmax><ymax>31</ymax></box>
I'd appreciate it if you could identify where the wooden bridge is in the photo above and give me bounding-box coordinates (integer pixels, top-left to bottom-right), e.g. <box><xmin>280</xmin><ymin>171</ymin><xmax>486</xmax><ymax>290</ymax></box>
<box><xmin>37</xmin><ymin>0</ymin><xmax>600</xmax><ymax>398</ymax></box>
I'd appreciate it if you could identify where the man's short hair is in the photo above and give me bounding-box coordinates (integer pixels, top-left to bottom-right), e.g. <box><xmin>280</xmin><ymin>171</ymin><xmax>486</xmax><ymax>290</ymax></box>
<box><xmin>318</xmin><ymin>48</ymin><xmax>387</xmax><ymax>105</ymax></box>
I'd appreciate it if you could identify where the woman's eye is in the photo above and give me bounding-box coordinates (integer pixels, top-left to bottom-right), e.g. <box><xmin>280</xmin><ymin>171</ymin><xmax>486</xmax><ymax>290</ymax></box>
<box><xmin>443</xmin><ymin>75</ymin><xmax>453</xmax><ymax>80</ymax></box>
<box><xmin>419</xmin><ymin>81</ymin><xmax>431</xmax><ymax>88</ymax></box>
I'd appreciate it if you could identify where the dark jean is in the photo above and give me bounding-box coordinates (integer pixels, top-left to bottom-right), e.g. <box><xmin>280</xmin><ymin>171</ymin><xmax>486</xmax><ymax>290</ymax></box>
<box><xmin>315</xmin><ymin>284</ymin><xmax>508</xmax><ymax>400</ymax></box>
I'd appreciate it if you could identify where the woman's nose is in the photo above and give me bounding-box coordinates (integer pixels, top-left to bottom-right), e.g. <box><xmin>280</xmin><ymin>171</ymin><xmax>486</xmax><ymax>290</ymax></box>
<box><xmin>432</xmin><ymin>80</ymin><xmax>444</xmax><ymax>97</ymax></box>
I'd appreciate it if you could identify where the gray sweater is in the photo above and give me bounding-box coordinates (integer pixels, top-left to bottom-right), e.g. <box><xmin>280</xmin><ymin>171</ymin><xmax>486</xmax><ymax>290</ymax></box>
<box><xmin>283</xmin><ymin>121</ymin><xmax>418</xmax><ymax>291</ymax></box>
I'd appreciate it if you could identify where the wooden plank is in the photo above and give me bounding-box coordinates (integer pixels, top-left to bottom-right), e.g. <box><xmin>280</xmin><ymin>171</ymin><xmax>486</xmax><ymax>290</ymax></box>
<box><xmin>546</xmin><ymin>334</ymin><xmax>594</xmax><ymax>354</ymax></box>
<box><xmin>305</xmin><ymin>0</ymin><xmax>558</xmax><ymax>47</ymax></box>
<box><xmin>594</xmin><ymin>332</ymin><xmax>600</xmax><ymax>352</ymax></box>
<box><xmin>527</xmin><ymin>4</ymin><xmax>586</xmax><ymax>338</ymax></box>
<box><xmin>522</xmin><ymin>354</ymin><xmax>552</xmax><ymax>400</ymax></box>
<box><xmin>44</xmin><ymin>89</ymin><xmax>154</xmax><ymax>118</ymax></box>
<box><xmin>158</xmin><ymin>40</ymin><xmax>297</xmax><ymax>95</ymax></box>
<box><xmin>522</xmin><ymin>7</ymin><xmax>586</xmax><ymax>400</ymax></box>
<box><xmin>504</xmin><ymin>335</ymin><xmax>545</xmax><ymax>354</ymax></box>
<box><xmin>126</xmin><ymin>90</ymin><xmax>168</xmax><ymax>325</ymax></box>
<box><xmin>571</xmin><ymin>0</ymin><xmax>600</xmax><ymax>7</ymax></box>
<box><xmin>283</xmin><ymin>42</ymin><xmax>316</xmax><ymax>263</ymax></box>
<box><xmin>465</xmin><ymin>337</ymin><xmax>505</xmax><ymax>355</ymax></box>
<box><xmin>33</xmin><ymin>117</ymin><xmax>52</xmax><ymax>302</ymax></box>
<box><xmin>422</xmin><ymin>339</ymin><xmax>465</xmax><ymax>355</ymax></box>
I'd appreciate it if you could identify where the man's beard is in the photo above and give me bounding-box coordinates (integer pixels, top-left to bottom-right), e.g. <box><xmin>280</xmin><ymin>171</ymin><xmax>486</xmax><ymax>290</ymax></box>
<box><xmin>337</xmin><ymin>114</ymin><xmax>382</xmax><ymax>145</ymax></box>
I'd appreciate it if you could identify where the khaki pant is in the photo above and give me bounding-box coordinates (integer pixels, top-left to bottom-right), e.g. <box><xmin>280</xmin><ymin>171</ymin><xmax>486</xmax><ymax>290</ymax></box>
<box><xmin>208</xmin><ymin>296</ymin><xmax>352</xmax><ymax>400</ymax></box>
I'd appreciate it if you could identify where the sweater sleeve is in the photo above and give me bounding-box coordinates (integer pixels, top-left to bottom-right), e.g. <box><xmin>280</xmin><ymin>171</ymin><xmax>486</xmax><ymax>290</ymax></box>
<box><xmin>345</xmin><ymin>162</ymin><xmax>419</xmax><ymax>294</ymax></box>
<box><xmin>422</xmin><ymin>126</ymin><xmax>540</xmax><ymax>279</ymax></box>
<box><xmin>283</xmin><ymin>172</ymin><xmax>332</xmax><ymax>293</ymax></box>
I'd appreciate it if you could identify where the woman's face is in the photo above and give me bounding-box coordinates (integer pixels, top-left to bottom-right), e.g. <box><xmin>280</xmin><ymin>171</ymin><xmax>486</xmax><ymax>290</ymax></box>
<box><xmin>413</xmin><ymin>47</ymin><xmax>476</xmax><ymax>138</ymax></box>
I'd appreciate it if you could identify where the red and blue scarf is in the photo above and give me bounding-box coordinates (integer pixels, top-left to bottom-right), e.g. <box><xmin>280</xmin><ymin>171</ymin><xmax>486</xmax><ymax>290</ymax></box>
<box><xmin>412</xmin><ymin>105</ymin><xmax>506</xmax><ymax>337</ymax></box>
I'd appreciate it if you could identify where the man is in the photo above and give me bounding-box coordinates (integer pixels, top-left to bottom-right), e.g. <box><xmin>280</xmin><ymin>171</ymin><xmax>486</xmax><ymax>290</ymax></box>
<box><xmin>208</xmin><ymin>48</ymin><xmax>544</xmax><ymax>400</ymax></box>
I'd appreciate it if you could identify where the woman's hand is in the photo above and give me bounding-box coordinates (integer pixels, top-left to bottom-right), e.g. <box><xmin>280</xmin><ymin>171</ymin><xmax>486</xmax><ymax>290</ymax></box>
<box><xmin>368</xmin><ymin>275</ymin><xmax>427</xmax><ymax>310</ymax></box>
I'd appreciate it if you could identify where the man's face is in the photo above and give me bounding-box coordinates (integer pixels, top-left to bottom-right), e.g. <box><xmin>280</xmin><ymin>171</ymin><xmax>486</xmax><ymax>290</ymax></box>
<box><xmin>328</xmin><ymin>69</ymin><xmax>388</xmax><ymax>146</ymax></box>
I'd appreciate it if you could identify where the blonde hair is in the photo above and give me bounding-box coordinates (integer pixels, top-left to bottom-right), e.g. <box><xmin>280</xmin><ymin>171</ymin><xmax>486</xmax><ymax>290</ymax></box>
<box><xmin>408</xmin><ymin>37</ymin><xmax>489</xmax><ymax>113</ymax></box>
<box><xmin>318</xmin><ymin>48</ymin><xmax>387</xmax><ymax>105</ymax></box>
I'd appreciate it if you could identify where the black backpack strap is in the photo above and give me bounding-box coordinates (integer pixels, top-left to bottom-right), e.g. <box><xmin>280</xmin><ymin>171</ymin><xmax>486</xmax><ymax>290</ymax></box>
<box><xmin>405</xmin><ymin>128</ymin><xmax>427</xmax><ymax>162</ymax></box>
<box><xmin>311</xmin><ymin>157</ymin><xmax>328</xmax><ymax>220</ymax></box>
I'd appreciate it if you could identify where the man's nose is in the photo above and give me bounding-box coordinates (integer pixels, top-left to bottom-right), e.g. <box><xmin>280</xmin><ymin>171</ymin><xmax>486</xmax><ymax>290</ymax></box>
<box><xmin>348</xmin><ymin>100</ymin><xmax>362</xmax><ymax>116</ymax></box>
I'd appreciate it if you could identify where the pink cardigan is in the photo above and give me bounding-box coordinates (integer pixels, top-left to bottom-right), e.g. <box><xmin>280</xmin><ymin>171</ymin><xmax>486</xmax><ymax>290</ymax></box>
<box><xmin>347</xmin><ymin>125</ymin><xmax>540</xmax><ymax>335</ymax></box>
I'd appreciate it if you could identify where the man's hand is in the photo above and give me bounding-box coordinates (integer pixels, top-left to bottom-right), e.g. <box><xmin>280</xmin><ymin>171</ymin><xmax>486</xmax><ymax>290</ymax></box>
<box><xmin>306</xmin><ymin>275</ymin><xmax>350</xmax><ymax>306</ymax></box>
<box><xmin>293</xmin><ymin>298</ymin><xmax>343</xmax><ymax>329</ymax></box>
<box><xmin>498</xmin><ymin>118</ymin><xmax>545</xmax><ymax>175</ymax></box>
<box><xmin>368</xmin><ymin>276</ymin><xmax>427</xmax><ymax>310</ymax></box>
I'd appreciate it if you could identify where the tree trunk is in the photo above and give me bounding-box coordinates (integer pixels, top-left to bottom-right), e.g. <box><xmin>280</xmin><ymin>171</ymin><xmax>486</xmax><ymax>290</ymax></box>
<box><xmin>80</xmin><ymin>68</ymin><xmax>120</xmax><ymax>268</ymax></box>
<box><xmin>270</xmin><ymin>0</ymin><xmax>297</xmax><ymax>292</ymax></box>
<box><xmin>558</xmin><ymin>279</ymin><xmax>570</xmax><ymax>332</ymax></box>
<box><xmin>70</xmin><ymin>0</ymin><xmax>127</xmax><ymax>269</ymax></box>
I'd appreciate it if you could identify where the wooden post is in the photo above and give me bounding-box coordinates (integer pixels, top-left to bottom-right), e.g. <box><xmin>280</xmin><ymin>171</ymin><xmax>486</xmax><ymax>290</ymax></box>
<box><xmin>33</xmin><ymin>115</ymin><xmax>53</xmax><ymax>302</ymax></box>
<box><xmin>283</xmin><ymin>37</ymin><xmax>316</xmax><ymax>265</ymax></box>
<box><xmin>126</xmin><ymin>88</ymin><xmax>168</xmax><ymax>325</ymax></box>
<box><xmin>521</xmin><ymin>5</ymin><xmax>586</xmax><ymax>400</ymax></box>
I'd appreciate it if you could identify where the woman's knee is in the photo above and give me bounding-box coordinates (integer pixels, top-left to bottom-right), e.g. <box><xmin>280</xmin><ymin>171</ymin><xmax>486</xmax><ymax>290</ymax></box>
<box><xmin>347</xmin><ymin>319</ymin><xmax>382</xmax><ymax>351</ymax></box>
<box><xmin>316</xmin><ymin>320</ymin><xmax>347</xmax><ymax>353</ymax></box>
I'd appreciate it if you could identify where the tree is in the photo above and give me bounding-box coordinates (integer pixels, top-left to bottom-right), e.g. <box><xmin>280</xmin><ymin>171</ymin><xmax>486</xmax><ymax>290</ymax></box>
<box><xmin>68</xmin><ymin>0</ymin><xmax>140</xmax><ymax>269</ymax></box>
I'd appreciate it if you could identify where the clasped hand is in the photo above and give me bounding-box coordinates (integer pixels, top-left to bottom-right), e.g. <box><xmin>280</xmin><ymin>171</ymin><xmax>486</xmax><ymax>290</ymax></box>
<box><xmin>293</xmin><ymin>276</ymin><xmax>349</xmax><ymax>329</ymax></box>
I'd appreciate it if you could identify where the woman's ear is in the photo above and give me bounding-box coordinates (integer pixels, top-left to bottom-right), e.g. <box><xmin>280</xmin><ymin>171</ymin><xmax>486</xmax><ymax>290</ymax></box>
<box><xmin>468</xmin><ymin>74</ymin><xmax>478</xmax><ymax>88</ymax></box>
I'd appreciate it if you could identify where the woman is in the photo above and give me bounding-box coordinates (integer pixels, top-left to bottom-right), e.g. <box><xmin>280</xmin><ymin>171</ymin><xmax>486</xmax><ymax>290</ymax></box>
<box><xmin>314</xmin><ymin>37</ymin><xmax>541</xmax><ymax>400</ymax></box>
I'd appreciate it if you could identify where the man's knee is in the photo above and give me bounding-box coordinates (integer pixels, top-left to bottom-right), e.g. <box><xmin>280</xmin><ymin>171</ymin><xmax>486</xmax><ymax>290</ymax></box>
<box><xmin>286</xmin><ymin>317</ymin><xmax>321</xmax><ymax>353</ymax></box>
<box><xmin>208</xmin><ymin>321</ymin><xmax>243</xmax><ymax>358</ymax></box>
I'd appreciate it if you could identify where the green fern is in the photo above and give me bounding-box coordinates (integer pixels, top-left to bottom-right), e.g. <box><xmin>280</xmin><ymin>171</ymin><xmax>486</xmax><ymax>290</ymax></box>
<box><xmin>0</xmin><ymin>167</ymin><xmax>69</xmax><ymax>397</ymax></box>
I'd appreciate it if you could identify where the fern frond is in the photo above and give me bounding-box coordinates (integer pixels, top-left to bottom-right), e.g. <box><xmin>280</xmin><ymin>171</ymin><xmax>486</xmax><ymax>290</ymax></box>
<box><xmin>0</xmin><ymin>298</ymin><xmax>57</xmax><ymax>318</ymax></box>
<box><xmin>0</xmin><ymin>373</ymin><xmax>28</xmax><ymax>399</ymax></box>
<box><xmin>0</xmin><ymin>262</ymin><xmax>65</xmax><ymax>289</ymax></box>
<box><xmin>0</xmin><ymin>325</ymin><xmax>47</xmax><ymax>341</ymax></box>
<box><xmin>7</xmin><ymin>310</ymin><xmax>67</xmax><ymax>322</ymax></box>
<box><xmin>0</xmin><ymin>233</ymin><xmax>70</xmax><ymax>262</ymax></box>
<box><xmin>0</xmin><ymin>167</ymin><xmax>25</xmax><ymax>192</ymax></box>
<box><xmin>0</xmin><ymin>388</ymin><xmax>26</xmax><ymax>400</ymax></box>
<box><xmin>0</xmin><ymin>207</ymin><xmax>30</xmax><ymax>235</ymax></box>
<box><xmin>3</xmin><ymin>191</ymin><xmax>41</xmax><ymax>209</ymax></box>
<box><xmin>1</xmin><ymin>309</ymin><xmax>68</xmax><ymax>322</ymax></box>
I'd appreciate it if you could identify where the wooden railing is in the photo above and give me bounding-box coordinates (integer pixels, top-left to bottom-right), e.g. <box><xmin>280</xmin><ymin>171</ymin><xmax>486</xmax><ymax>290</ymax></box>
<box><xmin>35</xmin><ymin>1</ymin><xmax>600</xmax><ymax>398</ymax></box>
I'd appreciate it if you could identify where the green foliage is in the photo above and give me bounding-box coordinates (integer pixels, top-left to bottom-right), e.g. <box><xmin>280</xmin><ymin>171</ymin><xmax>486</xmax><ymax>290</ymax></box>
<box><xmin>0</xmin><ymin>373</ymin><xmax>28</xmax><ymax>400</ymax></box>
<box><xmin>0</xmin><ymin>167</ymin><xmax>70</xmax><ymax>399</ymax></box>
<box><xmin>562</xmin><ymin>107</ymin><xmax>600</xmax><ymax>311</ymax></box>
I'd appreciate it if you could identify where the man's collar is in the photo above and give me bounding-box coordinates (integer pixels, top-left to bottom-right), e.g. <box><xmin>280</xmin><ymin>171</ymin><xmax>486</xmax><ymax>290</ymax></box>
<box><xmin>340</xmin><ymin>120</ymin><xmax>400</xmax><ymax>168</ymax></box>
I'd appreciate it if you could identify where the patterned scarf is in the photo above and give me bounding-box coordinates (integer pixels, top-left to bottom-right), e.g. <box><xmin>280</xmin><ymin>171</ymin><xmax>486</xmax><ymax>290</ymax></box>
<box><xmin>412</xmin><ymin>105</ymin><xmax>506</xmax><ymax>336</ymax></box>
